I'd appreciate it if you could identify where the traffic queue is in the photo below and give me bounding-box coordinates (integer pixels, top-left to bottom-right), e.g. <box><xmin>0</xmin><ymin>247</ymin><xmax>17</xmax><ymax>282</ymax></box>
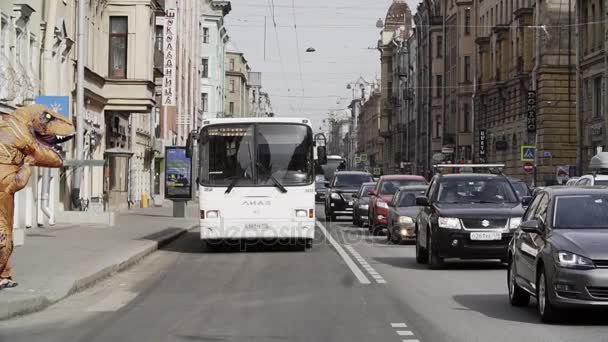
<box><xmin>316</xmin><ymin>153</ymin><xmax>608</xmax><ymax>323</ymax></box>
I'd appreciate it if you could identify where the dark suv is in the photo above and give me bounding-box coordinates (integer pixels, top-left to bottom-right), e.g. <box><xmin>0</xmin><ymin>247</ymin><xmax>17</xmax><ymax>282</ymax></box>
<box><xmin>324</xmin><ymin>171</ymin><xmax>373</xmax><ymax>221</ymax></box>
<box><xmin>416</xmin><ymin>171</ymin><xmax>525</xmax><ymax>269</ymax></box>
<box><xmin>508</xmin><ymin>187</ymin><xmax>608</xmax><ymax>322</ymax></box>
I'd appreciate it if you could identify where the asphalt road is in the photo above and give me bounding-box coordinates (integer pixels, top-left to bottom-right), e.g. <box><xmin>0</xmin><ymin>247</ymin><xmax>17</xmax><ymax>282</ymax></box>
<box><xmin>2</xmin><ymin>203</ymin><xmax>608</xmax><ymax>342</ymax></box>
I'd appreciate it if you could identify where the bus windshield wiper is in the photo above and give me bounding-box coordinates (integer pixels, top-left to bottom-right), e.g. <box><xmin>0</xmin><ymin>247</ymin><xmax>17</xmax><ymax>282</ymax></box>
<box><xmin>256</xmin><ymin>162</ymin><xmax>287</xmax><ymax>193</ymax></box>
<box><xmin>225</xmin><ymin>175</ymin><xmax>242</xmax><ymax>194</ymax></box>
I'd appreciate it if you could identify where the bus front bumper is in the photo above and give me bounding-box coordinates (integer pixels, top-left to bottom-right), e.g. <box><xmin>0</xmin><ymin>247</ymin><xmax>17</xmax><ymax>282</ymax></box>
<box><xmin>200</xmin><ymin>218</ymin><xmax>316</xmax><ymax>240</ymax></box>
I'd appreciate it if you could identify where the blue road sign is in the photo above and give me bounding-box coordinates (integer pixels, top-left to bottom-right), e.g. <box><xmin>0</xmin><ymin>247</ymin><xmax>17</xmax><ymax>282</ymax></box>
<box><xmin>34</xmin><ymin>96</ymin><xmax>70</xmax><ymax>118</ymax></box>
<box><xmin>520</xmin><ymin>145</ymin><xmax>536</xmax><ymax>162</ymax></box>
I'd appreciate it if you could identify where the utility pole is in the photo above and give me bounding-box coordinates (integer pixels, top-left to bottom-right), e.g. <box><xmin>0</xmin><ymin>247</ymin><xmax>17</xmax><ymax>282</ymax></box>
<box><xmin>72</xmin><ymin>0</ymin><xmax>87</xmax><ymax>209</ymax></box>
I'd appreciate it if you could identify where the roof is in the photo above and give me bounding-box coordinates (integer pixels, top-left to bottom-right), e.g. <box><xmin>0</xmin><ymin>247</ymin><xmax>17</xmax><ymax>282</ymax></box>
<box><xmin>398</xmin><ymin>185</ymin><xmax>427</xmax><ymax>191</ymax></box>
<box><xmin>439</xmin><ymin>173</ymin><xmax>502</xmax><ymax>179</ymax></box>
<box><xmin>361</xmin><ymin>182</ymin><xmax>377</xmax><ymax>186</ymax></box>
<box><xmin>380</xmin><ymin>174</ymin><xmax>426</xmax><ymax>181</ymax></box>
<box><xmin>335</xmin><ymin>171</ymin><xmax>372</xmax><ymax>176</ymax></box>
<box><xmin>540</xmin><ymin>186</ymin><xmax>608</xmax><ymax>196</ymax></box>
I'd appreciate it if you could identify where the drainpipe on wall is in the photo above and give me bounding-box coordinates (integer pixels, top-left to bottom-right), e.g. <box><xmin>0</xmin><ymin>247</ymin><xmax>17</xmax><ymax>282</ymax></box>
<box><xmin>575</xmin><ymin>0</ymin><xmax>583</xmax><ymax>176</ymax></box>
<box><xmin>39</xmin><ymin>0</ymin><xmax>58</xmax><ymax>225</ymax></box>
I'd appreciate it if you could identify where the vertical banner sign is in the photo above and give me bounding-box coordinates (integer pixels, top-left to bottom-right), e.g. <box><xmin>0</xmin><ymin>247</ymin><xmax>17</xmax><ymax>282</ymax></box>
<box><xmin>162</xmin><ymin>9</ymin><xmax>177</xmax><ymax>106</ymax></box>
<box><xmin>527</xmin><ymin>91</ymin><xmax>537</xmax><ymax>133</ymax></box>
<box><xmin>479</xmin><ymin>129</ymin><xmax>487</xmax><ymax>163</ymax></box>
<box><xmin>164</xmin><ymin>146</ymin><xmax>193</xmax><ymax>200</ymax></box>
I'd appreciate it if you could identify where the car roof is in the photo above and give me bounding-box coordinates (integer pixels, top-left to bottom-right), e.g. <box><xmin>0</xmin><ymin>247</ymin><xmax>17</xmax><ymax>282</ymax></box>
<box><xmin>397</xmin><ymin>185</ymin><xmax>428</xmax><ymax>191</ymax></box>
<box><xmin>439</xmin><ymin>173</ymin><xmax>502</xmax><ymax>179</ymax></box>
<box><xmin>540</xmin><ymin>186</ymin><xmax>608</xmax><ymax>195</ymax></box>
<box><xmin>379</xmin><ymin>175</ymin><xmax>426</xmax><ymax>181</ymax></box>
<box><xmin>361</xmin><ymin>182</ymin><xmax>376</xmax><ymax>186</ymax></box>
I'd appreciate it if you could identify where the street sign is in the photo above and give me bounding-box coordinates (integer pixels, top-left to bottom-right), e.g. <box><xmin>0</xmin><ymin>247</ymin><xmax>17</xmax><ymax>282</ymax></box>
<box><xmin>441</xmin><ymin>147</ymin><xmax>454</xmax><ymax>154</ymax></box>
<box><xmin>520</xmin><ymin>145</ymin><xmax>536</xmax><ymax>162</ymax></box>
<box><xmin>479</xmin><ymin>129</ymin><xmax>487</xmax><ymax>163</ymax></box>
<box><xmin>527</xmin><ymin>91</ymin><xmax>537</xmax><ymax>133</ymax></box>
<box><xmin>354</xmin><ymin>156</ymin><xmax>361</xmax><ymax>164</ymax></box>
<box><xmin>543</xmin><ymin>151</ymin><xmax>552</xmax><ymax>158</ymax></box>
<box><xmin>34</xmin><ymin>96</ymin><xmax>69</xmax><ymax>117</ymax></box>
<box><xmin>360</xmin><ymin>154</ymin><xmax>367</xmax><ymax>162</ymax></box>
<box><xmin>373</xmin><ymin>168</ymin><xmax>381</xmax><ymax>176</ymax></box>
<box><xmin>522</xmin><ymin>162</ymin><xmax>535</xmax><ymax>174</ymax></box>
<box><xmin>432</xmin><ymin>153</ymin><xmax>445</xmax><ymax>162</ymax></box>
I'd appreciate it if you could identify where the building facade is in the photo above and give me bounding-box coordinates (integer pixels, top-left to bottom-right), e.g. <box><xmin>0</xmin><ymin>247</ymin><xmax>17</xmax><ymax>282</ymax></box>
<box><xmin>200</xmin><ymin>0</ymin><xmax>231</xmax><ymax>121</ymax></box>
<box><xmin>225</xmin><ymin>47</ymin><xmax>250</xmax><ymax>117</ymax></box>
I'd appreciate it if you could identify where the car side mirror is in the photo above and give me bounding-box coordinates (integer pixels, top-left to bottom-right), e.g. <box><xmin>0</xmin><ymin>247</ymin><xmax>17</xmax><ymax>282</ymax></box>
<box><xmin>352</xmin><ymin>194</ymin><xmax>358</xmax><ymax>199</ymax></box>
<box><xmin>324</xmin><ymin>181</ymin><xmax>330</xmax><ymax>187</ymax></box>
<box><xmin>416</xmin><ymin>196</ymin><xmax>430</xmax><ymax>207</ymax></box>
<box><xmin>521</xmin><ymin>196</ymin><xmax>532</xmax><ymax>206</ymax></box>
<box><xmin>317</xmin><ymin>146</ymin><xmax>327</xmax><ymax>165</ymax></box>
<box><xmin>520</xmin><ymin>219</ymin><xmax>542</xmax><ymax>233</ymax></box>
<box><xmin>369</xmin><ymin>190</ymin><xmax>378</xmax><ymax>197</ymax></box>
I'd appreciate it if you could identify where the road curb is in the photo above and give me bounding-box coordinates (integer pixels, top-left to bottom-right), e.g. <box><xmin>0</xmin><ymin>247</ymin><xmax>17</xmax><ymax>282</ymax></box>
<box><xmin>0</xmin><ymin>224</ymin><xmax>196</xmax><ymax>321</ymax></box>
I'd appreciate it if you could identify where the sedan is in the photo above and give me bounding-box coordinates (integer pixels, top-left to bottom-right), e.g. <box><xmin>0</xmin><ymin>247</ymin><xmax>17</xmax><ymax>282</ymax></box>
<box><xmin>386</xmin><ymin>185</ymin><xmax>427</xmax><ymax>244</ymax></box>
<box><xmin>352</xmin><ymin>182</ymin><xmax>376</xmax><ymax>227</ymax></box>
<box><xmin>508</xmin><ymin>186</ymin><xmax>608</xmax><ymax>322</ymax></box>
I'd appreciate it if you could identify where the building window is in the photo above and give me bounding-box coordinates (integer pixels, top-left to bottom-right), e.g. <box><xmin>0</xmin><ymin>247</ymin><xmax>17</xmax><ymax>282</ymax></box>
<box><xmin>463</xmin><ymin>103</ymin><xmax>470</xmax><ymax>132</ymax></box>
<box><xmin>436</xmin><ymin>75</ymin><xmax>443</xmax><ymax>97</ymax></box>
<box><xmin>465</xmin><ymin>8</ymin><xmax>471</xmax><ymax>34</ymax></box>
<box><xmin>229</xmin><ymin>58</ymin><xmax>235</xmax><ymax>71</ymax></box>
<box><xmin>155</xmin><ymin>25</ymin><xmax>163</xmax><ymax>52</ymax></box>
<box><xmin>229</xmin><ymin>102</ymin><xmax>234</xmax><ymax>115</ymax></box>
<box><xmin>201</xmin><ymin>93</ymin><xmax>208</xmax><ymax>112</ymax></box>
<box><xmin>591</xmin><ymin>4</ymin><xmax>596</xmax><ymax>51</ymax></box>
<box><xmin>436</xmin><ymin>36</ymin><xmax>443</xmax><ymax>57</ymax></box>
<box><xmin>230</xmin><ymin>79</ymin><xmax>235</xmax><ymax>93</ymax></box>
<box><xmin>109</xmin><ymin>16</ymin><xmax>128</xmax><ymax>79</ymax></box>
<box><xmin>201</xmin><ymin>58</ymin><xmax>209</xmax><ymax>78</ymax></box>
<box><xmin>435</xmin><ymin>115</ymin><xmax>441</xmax><ymax>137</ymax></box>
<box><xmin>464</xmin><ymin>56</ymin><xmax>471</xmax><ymax>82</ymax></box>
<box><xmin>594</xmin><ymin>76</ymin><xmax>602</xmax><ymax>117</ymax></box>
<box><xmin>203</xmin><ymin>27</ymin><xmax>209</xmax><ymax>43</ymax></box>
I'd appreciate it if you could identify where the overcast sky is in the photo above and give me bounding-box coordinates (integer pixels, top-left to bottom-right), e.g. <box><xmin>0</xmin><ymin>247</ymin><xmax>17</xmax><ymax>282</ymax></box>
<box><xmin>225</xmin><ymin>0</ymin><xmax>420</xmax><ymax>131</ymax></box>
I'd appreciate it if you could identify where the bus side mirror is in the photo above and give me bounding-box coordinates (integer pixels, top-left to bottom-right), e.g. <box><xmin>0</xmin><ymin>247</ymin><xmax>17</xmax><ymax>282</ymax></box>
<box><xmin>186</xmin><ymin>130</ymin><xmax>197</xmax><ymax>158</ymax></box>
<box><xmin>317</xmin><ymin>146</ymin><xmax>327</xmax><ymax>165</ymax></box>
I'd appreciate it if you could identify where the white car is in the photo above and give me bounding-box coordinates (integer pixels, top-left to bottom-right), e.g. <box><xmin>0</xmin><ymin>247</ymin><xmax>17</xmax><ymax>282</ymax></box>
<box><xmin>574</xmin><ymin>174</ymin><xmax>608</xmax><ymax>186</ymax></box>
<box><xmin>565</xmin><ymin>177</ymin><xmax>579</xmax><ymax>186</ymax></box>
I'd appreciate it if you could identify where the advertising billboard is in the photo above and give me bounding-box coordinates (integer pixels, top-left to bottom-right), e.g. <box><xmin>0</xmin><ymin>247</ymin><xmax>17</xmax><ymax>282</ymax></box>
<box><xmin>165</xmin><ymin>146</ymin><xmax>192</xmax><ymax>200</ymax></box>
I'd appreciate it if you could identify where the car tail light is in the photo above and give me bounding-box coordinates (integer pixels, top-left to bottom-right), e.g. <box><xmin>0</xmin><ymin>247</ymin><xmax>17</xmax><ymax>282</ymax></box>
<box><xmin>309</xmin><ymin>209</ymin><xmax>314</xmax><ymax>218</ymax></box>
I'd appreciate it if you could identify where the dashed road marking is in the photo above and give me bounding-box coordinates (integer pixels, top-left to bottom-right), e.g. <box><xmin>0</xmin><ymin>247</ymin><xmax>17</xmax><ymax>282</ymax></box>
<box><xmin>316</xmin><ymin>221</ymin><xmax>371</xmax><ymax>284</ymax></box>
<box><xmin>390</xmin><ymin>323</ymin><xmax>421</xmax><ymax>342</ymax></box>
<box><xmin>343</xmin><ymin>245</ymin><xmax>387</xmax><ymax>284</ymax></box>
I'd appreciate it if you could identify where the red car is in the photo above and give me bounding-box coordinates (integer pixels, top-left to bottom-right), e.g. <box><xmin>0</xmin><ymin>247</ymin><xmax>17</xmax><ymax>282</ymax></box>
<box><xmin>368</xmin><ymin>175</ymin><xmax>428</xmax><ymax>235</ymax></box>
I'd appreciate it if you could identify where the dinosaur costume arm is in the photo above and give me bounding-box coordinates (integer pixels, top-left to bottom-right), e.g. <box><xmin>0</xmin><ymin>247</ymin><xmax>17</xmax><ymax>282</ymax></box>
<box><xmin>4</xmin><ymin>164</ymin><xmax>31</xmax><ymax>194</ymax></box>
<box><xmin>21</xmin><ymin>140</ymin><xmax>63</xmax><ymax>168</ymax></box>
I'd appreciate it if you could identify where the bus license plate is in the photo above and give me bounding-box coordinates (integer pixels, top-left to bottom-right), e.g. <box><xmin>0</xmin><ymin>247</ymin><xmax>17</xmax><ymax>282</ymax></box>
<box><xmin>470</xmin><ymin>232</ymin><xmax>502</xmax><ymax>241</ymax></box>
<box><xmin>245</xmin><ymin>223</ymin><xmax>269</xmax><ymax>230</ymax></box>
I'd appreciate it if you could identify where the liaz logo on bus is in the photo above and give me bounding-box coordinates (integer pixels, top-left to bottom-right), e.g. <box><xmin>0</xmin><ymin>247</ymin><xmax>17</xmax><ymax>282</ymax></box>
<box><xmin>242</xmin><ymin>200</ymin><xmax>272</xmax><ymax>206</ymax></box>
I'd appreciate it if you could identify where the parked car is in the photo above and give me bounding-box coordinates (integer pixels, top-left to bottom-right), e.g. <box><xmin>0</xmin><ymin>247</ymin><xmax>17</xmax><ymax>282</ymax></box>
<box><xmin>324</xmin><ymin>171</ymin><xmax>374</xmax><ymax>221</ymax></box>
<box><xmin>575</xmin><ymin>152</ymin><xmax>608</xmax><ymax>187</ymax></box>
<box><xmin>352</xmin><ymin>182</ymin><xmax>376</xmax><ymax>227</ymax></box>
<box><xmin>368</xmin><ymin>175</ymin><xmax>428</xmax><ymax>235</ymax></box>
<box><xmin>386</xmin><ymin>185</ymin><xmax>428</xmax><ymax>244</ymax></box>
<box><xmin>416</xmin><ymin>167</ymin><xmax>526</xmax><ymax>269</ymax></box>
<box><xmin>508</xmin><ymin>187</ymin><xmax>608</xmax><ymax>322</ymax></box>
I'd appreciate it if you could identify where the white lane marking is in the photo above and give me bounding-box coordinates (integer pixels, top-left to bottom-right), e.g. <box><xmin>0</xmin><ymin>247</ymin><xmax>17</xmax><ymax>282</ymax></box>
<box><xmin>86</xmin><ymin>290</ymin><xmax>138</xmax><ymax>312</ymax></box>
<box><xmin>316</xmin><ymin>221</ymin><xmax>371</xmax><ymax>285</ymax></box>
<box><xmin>391</xmin><ymin>323</ymin><xmax>408</xmax><ymax>328</ymax></box>
<box><xmin>397</xmin><ymin>331</ymin><xmax>414</xmax><ymax>336</ymax></box>
<box><xmin>343</xmin><ymin>245</ymin><xmax>387</xmax><ymax>284</ymax></box>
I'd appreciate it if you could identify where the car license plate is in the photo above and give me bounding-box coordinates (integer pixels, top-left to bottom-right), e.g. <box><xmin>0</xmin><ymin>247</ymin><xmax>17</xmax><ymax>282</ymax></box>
<box><xmin>348</xmin><ymin>201</ymin><xmax>353</xmax><ymax>206</ymax></box>
<box><xmin>470</xmin><ymin>232</ymin><xmax>502</xmax><ymax>241</ymax></box>
<box><xmin>245</xmin><ymin>223</ymin><xmax>269</xmax><ymax>230</ymax></box>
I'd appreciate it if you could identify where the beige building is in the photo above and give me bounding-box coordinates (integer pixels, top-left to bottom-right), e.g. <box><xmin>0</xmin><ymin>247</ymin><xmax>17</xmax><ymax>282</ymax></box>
<box><xmin>225</xmin><ymin>46</ymin><xmax>250</xmax><ymax>117</ymax></box>
<box><xmin>474</xmin><ymin>0</ymin><xmax>576</xmax><ymax>184</ymax></box>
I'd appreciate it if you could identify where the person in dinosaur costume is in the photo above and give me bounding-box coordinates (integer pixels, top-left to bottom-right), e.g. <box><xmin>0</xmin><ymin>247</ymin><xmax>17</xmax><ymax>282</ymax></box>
<box><xmin>0</xmin><ymin>104</ymin><xmax>75</xmax><ymax>289</ymax></box>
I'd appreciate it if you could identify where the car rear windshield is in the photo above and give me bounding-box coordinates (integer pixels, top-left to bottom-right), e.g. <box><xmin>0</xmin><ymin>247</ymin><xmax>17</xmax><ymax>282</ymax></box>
<box><xmin>334</xmin><ymin>174</ymin><xmax>373</xmax><ymax>188</ymax></box>
<box><xmin>554</xmin><ymin>195</ymin><xmax>608</xmax><ymax>229</ymax></box>
<box><xmin>437</xmin><ymin>178</ymin><xmax>518</xmax><ymax>204</ymax></box>
<box><xmin>380</xmin><ymin>179</ymin><xmax>427</xmax><ymax>195</ymax></box>
<box><xmin>359</xmin><ymin>184</ymin><xmax>375</xmax><ymax>197</ymax></box>
<box><xmin>398</xmin><ymin>190</ymin><xmax>426</xmax><ymax>207</ymax></box>
<box><xmin>510</xmin><ymin>182</ymin><xmax>530</xmax><ymax>198</ymax></box>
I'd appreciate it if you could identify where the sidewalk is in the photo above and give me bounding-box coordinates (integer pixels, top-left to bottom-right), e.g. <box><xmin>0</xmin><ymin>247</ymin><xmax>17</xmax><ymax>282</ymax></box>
<box><xmin>0</xmin><ymin>202</ymin><xmax>199</xmax><ymax>320</ymax></box>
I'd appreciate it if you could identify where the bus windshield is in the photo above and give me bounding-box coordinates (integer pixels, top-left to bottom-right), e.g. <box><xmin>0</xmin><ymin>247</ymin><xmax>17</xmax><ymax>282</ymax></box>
<box><xmin>199</xmin><ymin>123</ymin><xmax>313</xmax><ymax>187</ymax></box>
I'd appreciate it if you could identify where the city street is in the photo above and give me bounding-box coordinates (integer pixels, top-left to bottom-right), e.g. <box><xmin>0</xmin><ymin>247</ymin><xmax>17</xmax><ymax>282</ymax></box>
<box><xmin>1</xmin><ymin>204</ymin><xmax>608</xmax><ymax>342</ymax></box>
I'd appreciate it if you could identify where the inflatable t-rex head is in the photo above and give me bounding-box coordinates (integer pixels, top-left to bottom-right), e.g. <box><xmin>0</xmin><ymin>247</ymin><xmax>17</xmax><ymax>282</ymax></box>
<box><xmin>8</xmin><ymin>104</ymin><xmax>76</xmax><ymax>167</ymax></box>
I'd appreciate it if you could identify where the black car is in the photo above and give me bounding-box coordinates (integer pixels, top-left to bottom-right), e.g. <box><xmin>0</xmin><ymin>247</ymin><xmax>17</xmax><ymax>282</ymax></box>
<box><xmin>324</xmin><ymin>171</ymin><xmax>374</xmax><ymax>221</ymax></box>
<box><xmin>386</xmin><ymin>185</ymin><xmax>427</xmax><ymax>244</ymax></box>
<box><xmin>508</xmin><ymin>187</ymin><xmax>608</xmax><ymax>322</ymax></box>
<box><xmin>352</xmin><ymin>182</ymin><xmax>376</xmax><ymax>227</ymax></box>
<box><xmin>416</xmin><ymin>172</ymin><xmax>525</xmax><ymax>269</ymax></box>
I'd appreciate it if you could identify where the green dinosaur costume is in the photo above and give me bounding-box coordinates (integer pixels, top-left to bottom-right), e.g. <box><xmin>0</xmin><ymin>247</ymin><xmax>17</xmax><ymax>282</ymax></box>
<box><xmin>0</xmin><ymin>104</ymin><xmax>75</xmax><ymax>288</ymax></box>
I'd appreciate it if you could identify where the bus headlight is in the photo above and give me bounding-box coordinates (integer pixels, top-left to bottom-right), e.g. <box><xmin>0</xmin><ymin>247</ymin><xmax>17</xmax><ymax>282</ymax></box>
<box><xmin>206</xmin><ymin>210</ymin><xmax>220</xmax><ymax>219</ymax></box>
<box><xmin>295</xmin><ymin>209</ymin><xmax>308</xmax><ymax>218</ymax></box>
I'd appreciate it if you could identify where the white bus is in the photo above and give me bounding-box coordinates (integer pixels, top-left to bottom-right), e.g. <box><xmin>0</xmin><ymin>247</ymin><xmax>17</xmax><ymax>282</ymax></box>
<box><xmin>197</xmin><ymin>117</ymin><xmax>321</xmax><ymax>250</ymax></box>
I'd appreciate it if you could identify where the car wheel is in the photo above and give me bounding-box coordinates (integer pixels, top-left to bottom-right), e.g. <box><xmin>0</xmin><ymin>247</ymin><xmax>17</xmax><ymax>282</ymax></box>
<box><xmin>537</xmin><ymin>267</ymin><xmax>560</xmax><ymax>323</ymax></box>
<box><xmin>416</xmin><ymin>235</ymin><xmax>427</xmax><ymax>264</ymax></box>
<box><xmin>508</xmin><ymin>259</ymin><xmax>530</xmax><ymax>306</ymax></box>
<box><xmin>427</xmin><ymin>232</ymin><xmax>444</xmax><ymax>269</ymax></box>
